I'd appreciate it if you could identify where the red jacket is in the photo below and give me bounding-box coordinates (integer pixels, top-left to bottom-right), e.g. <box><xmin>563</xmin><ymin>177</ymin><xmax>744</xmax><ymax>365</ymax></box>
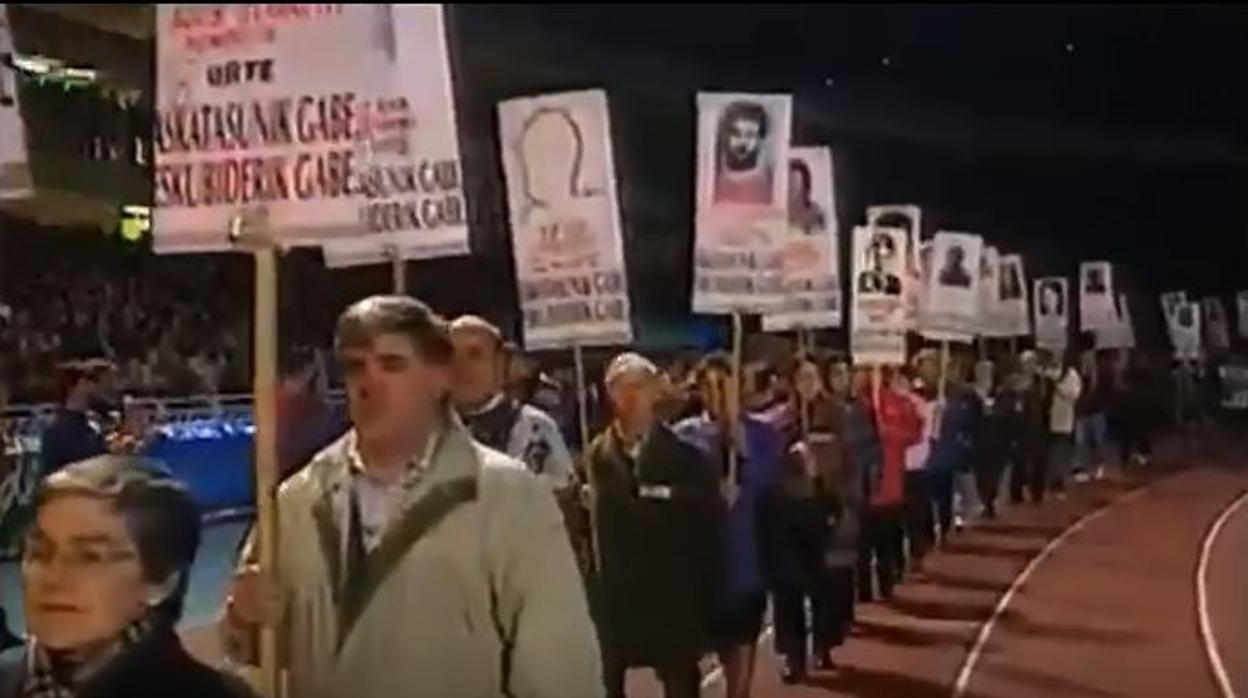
<box><xmin>868</xmin><ymin>387</ymin><xmax>922</xmax><ymax>508</ymax></box>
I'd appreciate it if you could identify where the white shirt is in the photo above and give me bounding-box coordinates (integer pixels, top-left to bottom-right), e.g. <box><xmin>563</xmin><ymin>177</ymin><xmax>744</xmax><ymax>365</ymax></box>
<box><xmin>342</xmin><ymin>429</ymin><xmax>441</xmax><ymax>553</ymax></box>
<box><xmin>904</xmin><ymin>394</ymin><xmax>941</xmax><ymax>472</ymax></box>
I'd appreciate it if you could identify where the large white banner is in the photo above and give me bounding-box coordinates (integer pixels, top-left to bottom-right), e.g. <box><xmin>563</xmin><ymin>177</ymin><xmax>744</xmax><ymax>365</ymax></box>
<box><xmin>1079</xmin><ymin>261</ymin><xmax>1116</xmax><ymax>330</ymax></box>
<box><xmin>0</xmin><ymin>6</ymin><xmax>30</xmax><ymax>199</ymax></box>
<box><xmin>155</xmin><ymin>4</ymin><xmax>468</xmax><ymax>260</ymax></box>
<box><xmin>1237</xmin><ymin>291</ymin><xmax>1248</xmax><ymax>340</ymax></box>
<box><xmin>976</xmin><ymin>245</ymin><xmax>1001</xmax><ymax>337</ymax></box>
<box><xmin>998</xmin><ymin>254</ymin><xmax>1031</xmax><ymax>337</ymax></box>
<box><xmin>497</xmin><ymin>89</ymin><xmax>631</xmax><ymax>350</ymax></box>
<box><xmin>692</xmin><ymin>92</ymin><xmax>791</xmax><ymax>314</ymax></box>
<box><xmin>867</xmin><ymin>204</ymin><xmax>922</xmax><ymax>330</ymax></box>
<box><xmin>1034</xmin><ymin>277</ymin><xmax>1069</xmax><ymax>352</ymax></box>
<box><xmin>1172</xmin><ymin>302</ymin><xmax>1202</xmax><ymax>360</ymax></box>
<box><xmin>763</xmin><ymin>146</ymin><xmax>841</xmax><ymax>332</ymax></box>
<box><xmin>851</xmin><ymin>225</ymin><xmax>908</xmax><ymax>365</ymax></box>
<box><xmin>921</xmin><ymin>231</ymin><xmax>982</xmax><ymax>342</ymax></box>
<box><xmin>1203</xmin><ymin>296</ymin><xmax>1231</xmax><ymax>352</ymax></box>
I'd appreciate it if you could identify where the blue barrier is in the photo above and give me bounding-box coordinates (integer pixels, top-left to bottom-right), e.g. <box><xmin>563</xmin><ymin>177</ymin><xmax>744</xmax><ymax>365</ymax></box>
<box><xmin>144</xmin><ymin>416</ymin><xmax>256</xmax><ymax>514</ymax></box>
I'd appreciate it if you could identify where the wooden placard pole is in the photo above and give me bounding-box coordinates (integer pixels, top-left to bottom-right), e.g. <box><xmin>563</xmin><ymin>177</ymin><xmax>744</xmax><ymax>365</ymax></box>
<box><xmin>572</xmin><ymin>342</ymin><xmax>590</xmax><ymax>451</ymax></box>
<box><xmin>939</xmin><ymin>340</ymin><xmax>951</xmax><ymax>401</ymax></box>
<box><xmin>795</xmin><ymin>327</ymin><xmax>811</xmax><ymax>440</ymax></box>
<box><xmin>231</xmin><ymin>215</ymin><xmax>281</xmax><ymax>698</ymax></box>
<box><xmin>389</xmin><ymin>244</ymin><xmax>407</xmax><ymax>295</ymax></box>
<box><xmin>729</xmin><ymin>311</ymin><xmax>744</xmax><ymax>486</ymax></box>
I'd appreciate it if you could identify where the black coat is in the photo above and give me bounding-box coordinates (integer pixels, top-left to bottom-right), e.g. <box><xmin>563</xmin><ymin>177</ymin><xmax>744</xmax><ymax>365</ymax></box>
<box><xmin>585</xmin><ymin>423</ymin><xmax>724</xmax><ymax>666</ymax></box>
<box><xmin>0</xmin><ymin>626</ymin><xmax>251</xmax><ymax>698</ymax></box>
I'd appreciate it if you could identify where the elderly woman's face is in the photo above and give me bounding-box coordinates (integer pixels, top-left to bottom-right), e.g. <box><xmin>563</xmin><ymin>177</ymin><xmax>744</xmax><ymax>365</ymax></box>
<box><xmin>23</xmin><ymin>495</ymin><xmax>154</xmax><ymax>652</ymax></box>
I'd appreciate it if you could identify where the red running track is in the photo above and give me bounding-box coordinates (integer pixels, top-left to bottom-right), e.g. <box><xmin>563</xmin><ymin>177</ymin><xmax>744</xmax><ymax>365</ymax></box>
<box><xmin>624</xmin><ymin>438</ymin><xmax>1248</xmax><ymax>697</ymax></box>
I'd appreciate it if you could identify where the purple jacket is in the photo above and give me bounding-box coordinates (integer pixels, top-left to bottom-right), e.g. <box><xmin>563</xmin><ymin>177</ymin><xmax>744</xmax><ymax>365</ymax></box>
<box><xmin>674</xmin><ymin>412</ymin><xmax>785</xmax><ymax>601</ymax></box>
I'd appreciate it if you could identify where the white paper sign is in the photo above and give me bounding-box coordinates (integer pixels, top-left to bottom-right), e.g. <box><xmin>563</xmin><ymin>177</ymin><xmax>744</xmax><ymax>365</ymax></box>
<box><xmin>1079</xmin><ymin>261</ymin><xmax>1116</xmax><ymax>330</ymax></box>
<box><xmin>155</xmin><ymin>4</ymin><xmax>468</xmax><ymax>260</ymax></box>
<box><xmin>1098</xmin><ymin>293</ymin><xmax>1135</xmax><ymax>350</ymax></box>
<box><xmin>0</xmin><ymin>6</ymin><xmax>30</xmax><ymax>199</ymax></box>
<box><xmin>1172</xmin><ymin>302</ymin><xmax>1202</xmax><ymax>360</ymax></box>
<box><xmin>497</xmin><ymin>89</ymin><xmax>631</xmax><ymax>350</ymax></box>
<box><xmin>692</xmin><ymin>92</ymin><xmax>791</xmax><ymax>314</ymax></box>
<box><xmin>921</xmin><ymin>231</ymin><xmax>982</xmax><ymax>342</ymax></box>
<box><xmin>1119</xmin><ymin>294</ymin><xmax>1136</xmax><ymax>349</ymax></box>
<box><xmin>867</xmin><ymin>204</ymin><xmax>922</xmax><ymax>330</ymax></box>
<box><xmin>763</xmin><ymin>146</ymin><xmax>841</xmax><ymax>332</ymax></box>
<box><xmin>976</xmin><ymin>245</ymin><xmax>1001</xmax><ymax>337</ymax></box>
<box><xmin>1203</xmin><ymin>297</ymin><xmax>1231</xmax><ymax>352</ymax></box>
<box><xmin>1160</xmin><ymin>291</ymin><xmax>1187</xmax><ymax>324</ymax></box>
<box><xmin>1034</xmin><ymin>277</ymin><xmax>1069</xmax><ymax>352</ymax></box>
<box><xmin>1237</xmin><ymin>291</ymin><xmax>1248</xmax><ymax>340</ymax></box>
<box><xmin>998</xmin><ymin>254</ymin><xmax>1031</xmax><ymax>337</ymax></box>
<box><xmin>851</xmin><ymin>225</ymin><xmax>908</xmax><ymax>365</ymax></box>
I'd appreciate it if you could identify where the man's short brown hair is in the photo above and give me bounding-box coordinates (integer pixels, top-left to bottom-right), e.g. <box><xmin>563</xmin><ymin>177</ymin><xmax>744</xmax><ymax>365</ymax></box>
<box><xmin>335</xmin><ymin>295</ymin><xmax>453</xmax><ymax>365</ymax></box>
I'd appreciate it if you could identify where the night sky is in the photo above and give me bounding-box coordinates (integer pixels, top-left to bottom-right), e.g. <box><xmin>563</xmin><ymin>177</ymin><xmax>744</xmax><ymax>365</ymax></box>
<box><xmin>409</xmin><ymin>5</ymin><xmax>1248</xmax><ymax>338</ymax></box>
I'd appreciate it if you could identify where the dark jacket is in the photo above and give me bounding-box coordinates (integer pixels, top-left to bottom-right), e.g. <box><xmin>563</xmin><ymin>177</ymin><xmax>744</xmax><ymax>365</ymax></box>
<box><xmin>0</xmin><ymin>626</ymin><xmax>250</xmax><ymax>698</ymax></box>
<box><xmin>841</xmin><ymin>397</ymin><xmax>882</xmax><ymax>505</ymax></box>
<box><xmin>585</xmin><ymin>422</ymin><xmax>724</xmax><ymax>666</ymax></box>
<box><xmin>759</xmin><ymin>395</ymin><xmax>863</xmax><ymax>589</ymax></box>
<box><xmin>998</xmin><ymin>381</ymin><xmax>1046</xmax><ymax>458</ymax></box>
<box><xmin>928</xmin><ymin>388</ymin><xmax>982</xmax><ymax>473</ymax></box>
<box><xmin>38</xmin><ymin>408</ymin><xmax>106</xmax><ymax>478</ymax></box>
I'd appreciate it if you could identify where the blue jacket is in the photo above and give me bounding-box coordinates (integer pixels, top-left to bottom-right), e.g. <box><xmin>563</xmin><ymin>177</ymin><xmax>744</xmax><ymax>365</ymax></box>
<box><xmin>674</xmin><ymin>412</ymin><xmax>784</xmax><ymax>602</ymax></box>
<box><xmin>928</xmin><ymin>389</ymin><xmax>982</xmax><ymax>473</ymax></box>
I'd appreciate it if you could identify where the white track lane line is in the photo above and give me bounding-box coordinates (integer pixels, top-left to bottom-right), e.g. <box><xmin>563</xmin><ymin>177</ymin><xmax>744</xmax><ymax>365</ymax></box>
<box><xmin>950</xmin><ymin>485</ymin><xmax>1150</xmax><ymax>697</ymax></box>
<box><xmin>1197</xmin><ymin>489</ymin><xmax>1248</xmax><ymax>698</ymax></box>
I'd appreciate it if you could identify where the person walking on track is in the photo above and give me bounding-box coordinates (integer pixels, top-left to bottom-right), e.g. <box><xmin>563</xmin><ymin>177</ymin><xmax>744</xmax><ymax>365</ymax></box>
<box><xmin>584</xmin><ymin>353</ymin><xmax>723</xmax><ymax>698</ymax></box>
<box><xmin>219</xmin><ymin>296</ymin><xmax>603</xmax><ymax>698</ymax></box>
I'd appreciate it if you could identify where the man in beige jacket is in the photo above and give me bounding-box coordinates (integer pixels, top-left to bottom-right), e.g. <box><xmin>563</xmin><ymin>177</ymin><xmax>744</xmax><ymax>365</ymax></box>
<box><xmin>221</xmin><ymin>295</ymin><xmax>603</xmax><ymax>698</ymax></box>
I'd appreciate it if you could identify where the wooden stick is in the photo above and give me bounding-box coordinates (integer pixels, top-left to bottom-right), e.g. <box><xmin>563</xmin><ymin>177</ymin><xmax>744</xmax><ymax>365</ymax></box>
<box><xmin>251</xmin><ymin>245</ymin><xmax>280</xmax><ymax>698</ymax></box>
<box><xmin>939</xmin><ymin>340</ymin><xmax>951</xmax><ymax>401</ymax></box>
<box><xmin>572</xmin><ymin>343</ymin><xmax>590</xmax><ymax>451</ymax></box>
<box><xmin>729</xmin><ymin>311</ymin><xmax>744</xmax><ymax>485</ymax></box>
<box><xmin>389</xmin><ymin>244</ymin><xmax>406</xmax><ymax>295</ymax></box>
<box><xmin>871</xmin><ymin>364</ymin><xmax>882</xmax><ymax>414</ymax></box>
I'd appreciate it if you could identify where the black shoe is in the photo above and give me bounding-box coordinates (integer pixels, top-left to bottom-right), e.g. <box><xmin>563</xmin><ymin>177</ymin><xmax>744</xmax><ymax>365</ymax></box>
<box><xmin>814</xmin><ymin>649</ymin><xmax>838</xmax><ymax>672</ymax></box>
<box><xmin>781</xmin><ymin>658</ymin><xmax>807</xmax><ymax>685</ymax></box>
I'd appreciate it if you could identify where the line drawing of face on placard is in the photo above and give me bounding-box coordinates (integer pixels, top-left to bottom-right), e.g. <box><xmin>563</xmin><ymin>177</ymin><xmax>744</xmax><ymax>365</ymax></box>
<box><xmin>1040</xmin><ymin>281</ymin><xmax>1065</xmax><ymax>317</ymax></box>
<box><xmin>1084</xmin><ymin>267</ymin><xmax>1107</xmax><ymax>295</ymax></box>
<box><xmin>713</xmin><ymin>100</ymin><xmax>773</xmax><ymax>205</ymax></box>
<box><xmin>515</xmin><ymin>106</ymin><xmax>596</xmax><ymax>225</ymax></box>
<box><xmin>787</xmin><ymin>158</ymin><xmax>826</xmax><ymax>235</ymax></box>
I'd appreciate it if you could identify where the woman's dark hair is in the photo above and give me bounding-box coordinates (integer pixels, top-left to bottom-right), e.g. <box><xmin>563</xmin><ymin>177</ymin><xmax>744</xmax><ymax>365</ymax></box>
<box><xmin>696</xmin><ymin>351</ymin><xmax>734</xmax><ymax>383</ymax></box>
<box><xmin>34</xmin><ymin>455</ymin><xmax>201</xmax><ymax>624</ymax></box>
<box><xmin>335</xmin><ymin>295</ymin><xmax>453</xmax><ymax>365</ymax></box>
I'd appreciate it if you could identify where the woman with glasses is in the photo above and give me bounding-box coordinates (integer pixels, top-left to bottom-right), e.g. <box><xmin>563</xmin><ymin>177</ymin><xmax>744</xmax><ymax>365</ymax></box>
<box><xmin>0</xmin><ymin>455</ymin><xmax>248</xmax><ymax>697</ymax></box>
